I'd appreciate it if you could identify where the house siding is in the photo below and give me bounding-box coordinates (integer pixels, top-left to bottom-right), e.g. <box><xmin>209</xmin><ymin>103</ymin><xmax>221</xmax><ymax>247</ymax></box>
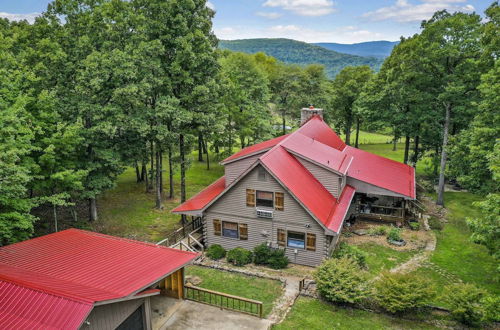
<box><xmin>224</xmin><ymin>153</ymin><xmax>264</xmax><ymax>186</ymax></box>
<box><xmin>205</xmin><ymin>165</ymin><xmax>329</xmax><ymax>267</ymax></box>
<box><xmin>347</xmin><ymin>177</ymin><xmax>409</xmax><ymax>198</ymax></box>
<box><xmin>82</xmin><ymin>299</ymin><xmax>145</xmax><ymax>330</ymax></box>
<box><xmin>295</xmin><ymin>156</ymin><xmax>342</xmax><ymax>198</ymax></box>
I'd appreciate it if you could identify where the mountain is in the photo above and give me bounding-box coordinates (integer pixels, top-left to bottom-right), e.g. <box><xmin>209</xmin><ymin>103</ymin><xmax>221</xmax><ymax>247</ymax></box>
<box><xmin>314</xmin><ymin>41</ymin><xmax>399</xmax><ymax>58</ymax></box>
<box><xmin>219</xmin><ymin>38</ymin><xmax>384</xmax><ymax>78</ymax></box>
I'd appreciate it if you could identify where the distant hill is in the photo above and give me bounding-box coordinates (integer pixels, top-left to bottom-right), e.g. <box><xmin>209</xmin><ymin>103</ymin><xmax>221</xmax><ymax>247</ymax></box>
<box><xmin>314</xmin><ymin>41</ymin><xmax>399</xmax><ymax>58</ymax></box>
<box><xmin>219</xmin><ymin>38</ymin><xmax>384</xmax><ymax>78</ymax></box>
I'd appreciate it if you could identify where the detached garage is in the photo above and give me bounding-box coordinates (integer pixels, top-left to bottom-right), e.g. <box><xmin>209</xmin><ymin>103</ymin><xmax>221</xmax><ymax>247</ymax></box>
<box><xmin>0</xmin><ymin>229</ymin><xmax>198</xmax><ymax>330</ymax></box>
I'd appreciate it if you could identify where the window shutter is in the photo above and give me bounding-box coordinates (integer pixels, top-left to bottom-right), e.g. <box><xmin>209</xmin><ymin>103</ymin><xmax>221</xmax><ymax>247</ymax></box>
<box><xmin>213</xmin><ymin>219</ymin><xmax>221</xmax><ymax>236</ymax></box>
<box><xmin>277</xmin><ymin>229</ymin><xmax>286</xmax><ymax>247</ymax></box>
<box><xmin>306</xmin><ymin>233</ymin><xmax>316</xmax><ymax>251</ymax></box>
<box><xmin>275</xmin><ymin>192</ymin><xmax>284</xmax><ymax>211</ymax></box>
<box><xmin>239</xmin><ymin>224</ymin><xmax>248</xmax><ymax>240</ymax></box>
<box><xmin>246</xmin><ymin>189</ymin><xmax>256</xmax><ymax>207</ymax></box>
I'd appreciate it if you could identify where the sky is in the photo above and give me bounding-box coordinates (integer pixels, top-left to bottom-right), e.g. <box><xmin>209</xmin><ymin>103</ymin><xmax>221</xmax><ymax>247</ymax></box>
<box><xmin>0</xmin><ymin>0</ymin><xmax>491</xmax><ymax>44</ymax></box>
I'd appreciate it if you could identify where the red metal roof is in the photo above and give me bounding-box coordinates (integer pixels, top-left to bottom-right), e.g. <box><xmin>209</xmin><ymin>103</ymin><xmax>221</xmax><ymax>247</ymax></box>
<box><xmin>0</xmin><ymin>229</ymin><xmax>198</xmax><ymax>329</ymax></box>
<box><xmin>325</xmin><ymin>185</ymin><xmax>356</xmax><ymax>232</ymax></box>
<box><xmin>172</xmin><ymin>176</ymin><xmax>226</xmax><ymax>213</ymax></box>
<box><xmin>344</xmin><ymin>146</ymin><xmax>416</xmax><ymax>199</ymax></box>
<box><xmin>221</xmin><ymin>134</ymin><xmax>289</xmax><ymax>164</ymax></box>
<box><xmin>295</xmin><ymin>115</ymin><xmax>346</xmax><ymax>151</ymax></box>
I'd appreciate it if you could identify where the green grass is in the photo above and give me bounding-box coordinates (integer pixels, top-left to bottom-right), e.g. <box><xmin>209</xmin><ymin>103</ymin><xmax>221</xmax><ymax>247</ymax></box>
<box><xmin>355</xmin><ymin>242</ymin><xmax>418</xmax><ymax>277</ymax></box>
<box><xmin>185</xmin><ymin>265</ymin><xmax>283</xmax><ymax>317</ymax></box>
<box><xmin>273</xmin><ymin>297</ymin><xmax>441</xmax><ymax>330</ymax></box>
<box><xmin>94</xmin><ymin>153</ymin><xmax>223</xmax><ymax>242</ymax></box>
<box><xmin>340</xmin><ymin>130</ymin><xmax>395</xmax><ymax>145</ymax></box>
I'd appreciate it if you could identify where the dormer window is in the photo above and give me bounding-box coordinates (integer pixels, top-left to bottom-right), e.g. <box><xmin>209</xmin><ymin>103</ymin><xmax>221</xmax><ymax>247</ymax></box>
<box><xmin>256</xmin><ymin>191</ymin><xmax>274</xmax><ymax>208</ymax></box>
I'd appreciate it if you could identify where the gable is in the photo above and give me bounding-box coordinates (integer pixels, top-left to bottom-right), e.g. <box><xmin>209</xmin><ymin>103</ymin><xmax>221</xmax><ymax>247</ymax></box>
<box><xmin>224</xmin><ymin>152</ymin><xmax>263</xmax><ymax>186</ymax></box>
<box><xmin>294</xmin><ymin>155</ymin><xmax>342</xmax><ymax>198</ymax></box>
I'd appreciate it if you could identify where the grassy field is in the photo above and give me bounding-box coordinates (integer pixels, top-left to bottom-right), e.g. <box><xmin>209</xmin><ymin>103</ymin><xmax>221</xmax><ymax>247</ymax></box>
<box><xmin>273</xmin><ymin>297</ymin><xmax>442</xmax><ymax>330</ymax></box>
<box><xmin>185</xmin><ymin>265</ymin><xmax>283</xmax><ymax>317</ymax></box>
<box><xmin>340</xmin><ymin>130</ymin><xmax>396</xmax><ymax>145</ymax></box>
<box><xmin>355</xmin><ymin>242</ymin><xmax>418</xmax><ymax>277</ymax></box>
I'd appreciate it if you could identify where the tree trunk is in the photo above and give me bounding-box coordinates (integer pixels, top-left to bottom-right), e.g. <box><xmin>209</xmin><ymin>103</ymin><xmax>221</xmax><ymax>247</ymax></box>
<box><xmin>180</xmin><ymin>134</ymin><xmax>187</xmax><ymax>224</ymax></box>
<box><xmin>404</xmin><ymin>135</ymin><xmax>410</xmax><ymax>164</ymax></box>
<box><xmin>168</xmin><ymin>146</ymin><xmax>174</xmax><ymax>199</ymax></box>
<box><xmin>437</xmin><ymin>103</ymin><xmax>451</xmax><ymax>206</ymax></box>
<box><xmin>135</xmin><ymin>162</ymin><xmax>141</xmax><ymax>183</ymax></box>
<box><xmin>148</xmin><ymin>141</ymin><xmax>154</xmax><ymax>192</ymax></box>
<box><xmin>159</xmin><ymin>149</ymin><xmax>163</xmax><ymax>193</ymax></box>
<box><xmin>53</xmin><ymin>204</ymin><xmax>58</xmax><ymax>232</ymax></box>
<box><xmin>412</xmin><ymin>135</ymin><xmax>420</xmax><ymax>168</ymax></box>
<box><xmin>354</xmin><ymin>117</ymin><xmax>360</xmax><ymax>148</ymax></box>
<box><xmin>393</xmin><ymin>129</ymin><xmax>398</xmax><ymax>151</ymax></box>
<box><xmin>282</xmin><ymin>114</ymin><xmax>286</xmax><ymax>136</ymax></box>
<box><xmin>71</xmin><ymin>202</ymin><xmax>78</xmax><ymax>222</ymax></box>
<box><xmin>89</xmin><ymin>198</ymin><xmax>98</xmax><ymax>221</ymax></box>
<box><xmin>144</xmin><ymin>163</ymin><xmax>149</xmax><ymax>193</ymax></box>
<box><xmin>204</xmin><ymin>139</ymin><xmax>210</xmax><ymax>170</ymax></box>
<box><xmin>155</xmin><ymin>149</ymin><xmax>162</xmax><ymax>209</ymax></box>
<box><xmin>141</xmin><ymin>162</ymin><xmax>146</xmax><ymax>181</ymax></box>
<box><xmin>198</xmin><ymin>132</ymin><xmax>203</xmax><ymax>162</ymax></box>
<box><xmin>215</xmin><ymin>143</ymin><xmax>220</xmax><ymax>155</ymax></box>
<box><xmin>345</xmin><ymin>114</ymin><xmax>353</xmax><ymax>146</ymax></box>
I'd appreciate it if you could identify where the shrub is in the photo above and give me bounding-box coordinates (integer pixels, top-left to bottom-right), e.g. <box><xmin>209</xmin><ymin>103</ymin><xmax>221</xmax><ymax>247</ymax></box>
<box><xmin>373</xmin><ymin>272</ymin><xmax>435</xmax><ymax>314</ymax></box>
<box><xmin>368</xmin><ymin>226</ymin><xmax>388</xmax><ymax>236</ymax></box>
<box><xmin>206</xmin><ymin>244</ymin><xmax>226</xmax><ymax>260</ymax></box>
<box><xmin>314</xmin><ymin>257</ymin><xmax>368</xmax><ymax>304</ymax></box>
<box><xmin>267</xmin><ymin>249</ymin><xmax>289</xmax><ymax>269</ymax></box>
<box><xmin>409</xmin><ymin>222</ymin><xmax>420</xmax><ymax>231</ymax></box>
<box><xmin>428</xmin><ymin>217</ymin><xmax>443</xmax><ymax>230</ymax></box>
<box><xmin>387</xmin><ymin>227</ymin><xmax>402</xmax><ymax>241</ymax></box>
<box><xmin>253</xmin><ymin>243</ymin><xmax>272</xmax><ymax>265</ymax></box>
<box><xmin>227</xmin><ymin>247</ymin><xmax>253</xmax><ymax>266</ymax></box>
<box><xmin>445</xmin><ymin>283</ymin><xmax>495</xmax><ymax>327</ymax></box>
<box><xmin>332</xmin><ymin>242</ymin><xmax>367</xmax><ymax>268</ymax></box>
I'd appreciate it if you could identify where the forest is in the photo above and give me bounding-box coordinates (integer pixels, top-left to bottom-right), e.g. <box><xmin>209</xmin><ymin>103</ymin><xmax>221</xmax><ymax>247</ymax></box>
<box><xmin>0</xmin><ymin>0</ymin><xmax>498</xmax><ymax>276</ymax></box>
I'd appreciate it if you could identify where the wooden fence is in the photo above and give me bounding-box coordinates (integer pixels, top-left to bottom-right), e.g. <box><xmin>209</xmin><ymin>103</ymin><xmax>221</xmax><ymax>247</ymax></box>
<box><xmin>184</xmin><ymin>284</ymin><xmax>263</xmax><ymax>318</ymax></box>
<box><xmin>157</xmin><ymin>217</ymin><xmax>203</xmax><ymax>247</ymax></box>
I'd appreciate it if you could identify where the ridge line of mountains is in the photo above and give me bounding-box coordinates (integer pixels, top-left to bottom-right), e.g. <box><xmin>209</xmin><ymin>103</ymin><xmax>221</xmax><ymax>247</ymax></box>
<box><xmin>219</xmin><ymin>38</ymin><xmax>399</xmax><ymax>78</ymax></box>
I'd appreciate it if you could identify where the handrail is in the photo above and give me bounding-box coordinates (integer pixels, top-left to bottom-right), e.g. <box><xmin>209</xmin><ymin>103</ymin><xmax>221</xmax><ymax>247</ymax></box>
<box><xmin>156</xmin><ymin>217</ymin><xmax>203</xmax><ymax>247</ymax></box>
<box><xmin>184</xmin><ymin>284</ymin><xmax>263</xmax><ymax>318</ymax></box>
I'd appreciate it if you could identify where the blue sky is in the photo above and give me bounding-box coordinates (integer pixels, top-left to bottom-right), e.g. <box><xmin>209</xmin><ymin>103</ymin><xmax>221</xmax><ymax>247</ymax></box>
<box><xmin>0</xmin><ymin>0</ymin><xmax>491</xmax><ymax>43</ymax></box>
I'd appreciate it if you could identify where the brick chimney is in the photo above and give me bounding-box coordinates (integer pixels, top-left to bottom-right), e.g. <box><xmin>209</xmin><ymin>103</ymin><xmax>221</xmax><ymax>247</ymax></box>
<box><xmin>300</xmin><ymin>106</ymin><xmax>324</xmax><ymax>126</ymax></box>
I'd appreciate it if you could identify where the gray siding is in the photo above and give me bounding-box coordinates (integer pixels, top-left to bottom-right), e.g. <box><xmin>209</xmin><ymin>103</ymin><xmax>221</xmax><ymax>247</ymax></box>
<box><xmin>347</xmin><ymin>177</ymin><xmax>409</xmax><ymax>198</ymax></box>
<box><xmin>205</xmin><ymin>165</ymin><xmax>329</xmax><ymax>266</ymax></box>
<box><xmin>296</xmin><ymin>156</ymin><xmax>342</xmax><ymax>198</ymax></box>
<box><xmin>224</xmin><ymin>153</ymin><xmax>264</xmax><ymax>186</ymax></box>
<box><xmin>83</xmin><ymin>299</ymin><xmax>144</xmax><ymax>330</ymax></box>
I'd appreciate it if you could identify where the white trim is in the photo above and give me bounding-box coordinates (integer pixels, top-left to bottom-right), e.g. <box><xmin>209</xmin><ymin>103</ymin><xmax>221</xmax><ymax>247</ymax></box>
<box><xmin>283</xmin><ymin>148</ymin><xmax>347</xmax><ymax>176</ymax></box>
<box><xmin>220</xmin><ymin>149</ymin><xmax>271</xmax><ymax>165</ymax></box>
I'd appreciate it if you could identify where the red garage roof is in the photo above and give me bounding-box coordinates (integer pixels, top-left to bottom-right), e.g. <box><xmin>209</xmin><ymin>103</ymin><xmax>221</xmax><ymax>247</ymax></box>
<box><xmin>0</xmin><ymin>229</ymin><xmax>198</xmax><ymax>329</ymax></box>
<box><xmin>172</xmin><ymin>176</ymin><xmax>226</xmax><ymax>213</ymax></box>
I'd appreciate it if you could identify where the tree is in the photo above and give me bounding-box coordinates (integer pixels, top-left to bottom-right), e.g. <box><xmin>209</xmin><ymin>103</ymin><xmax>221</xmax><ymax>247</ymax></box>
<box><xmin>329</xmin><ymin>66</ymin><xmax>373</xmax><ymax>146</ymax></box>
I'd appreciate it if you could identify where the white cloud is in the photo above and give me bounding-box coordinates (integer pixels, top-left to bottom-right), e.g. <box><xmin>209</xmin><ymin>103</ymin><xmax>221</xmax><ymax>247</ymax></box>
<box><xmin>0</xmin><ymin>12</ymin><xmax>41</xmax><ymax>24</ymax></box>
<box><xmin>362</xmin><ymin>0</ymin><xmax>475</xmax><ymax>23</ymax></box>
<box><xmin>215</xmin><ymin>25</ymin><xmax>391</xmax><ymax>43</ymax></box>
<box><xmin>256</xmin><ymin>12</ymin><xmax>283</xmax><ymax>19</ymax></box>
<box><xmin>207</xmin><ymin>1</ymin><xmax>215</xmax><ymax>10</ymax></box>
<box><xmin>263</xmin><ymin>0</ymin><xmax>336</xmax><ymax>17</ymax></box>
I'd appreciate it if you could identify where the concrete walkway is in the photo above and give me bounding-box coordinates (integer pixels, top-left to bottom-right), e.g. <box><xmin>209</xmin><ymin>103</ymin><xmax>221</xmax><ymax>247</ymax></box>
<box><xmin>159</xmin><ymin>300</ymin><xmax>272</xmax><ymax>330</ymax></box>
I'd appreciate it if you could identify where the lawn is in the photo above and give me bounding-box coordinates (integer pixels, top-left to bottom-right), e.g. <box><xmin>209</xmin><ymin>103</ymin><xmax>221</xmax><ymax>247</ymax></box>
<box><xmin>94</xmin><ymin>153</ymin><xmax>223</xmax><ymax>242</ymax></box>
<box><xmin>273</xmin><ymin>297</ymin><xmax>441</xmax><ymax>330</ymax></box>
<box><xmin>355</xmin><ymin>242</ymin><xmax>418</xmax><ymax>277</ymax></box>
<box><xmin>185</xmin><ymin>265</ymin><xmax>283</xmax><ymax>317</ymax></box>
<box><xmin>340</xmin><ymin>130</ymin><xmax>395</xmax><ymax>145</ymax></box>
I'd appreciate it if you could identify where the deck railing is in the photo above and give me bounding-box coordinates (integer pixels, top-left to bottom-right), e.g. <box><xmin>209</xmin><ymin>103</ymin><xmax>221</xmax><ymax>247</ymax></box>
<box><xmin>184</xmin><ymin>284</ymin><xmax>263</xmax><ymax>318</ymax></box>
<box><xmin>358</xmin><ymin>203</ymin><xmax>405</xmax><ymax>219</ymax></box>
<box><xmin>156</xmin><ymin>217</ymin><xmax>203</xmax><ymax>247</ymax></box>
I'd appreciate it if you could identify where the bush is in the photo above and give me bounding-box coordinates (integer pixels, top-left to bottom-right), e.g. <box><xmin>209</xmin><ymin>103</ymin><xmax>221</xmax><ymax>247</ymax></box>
<box><xmin>206</xmin><ymin>244</ymin><xmax>226</xmax><ymax>260</ymax></box>
<box><xmin>314</xmin><ymin>257</ymin><xmax>368</xmax><ymax>304</ymax></box>
<box><xmin>253</xmin><ymin>243</ymin><xmax>272</xmax><ymax>265</ymax></box>
<box><xmin>332</xmin><ymin>242</ymin><xmax>367</xmax><ymax>268</ymax></box>
<box><xmin>445</xmin><ymin>283</ymin><xmax>497</xmax><ymax>327</ymax></box>
<box><xmin>368</xmin><ymin>226</ymin><xmax>388</xmax><ymax>236</ymax></box>
<box><xmin>428</xmin><ymin>217</ymin><xmax>443</xmax><ymax>230</ymax></box>
<box><xmin>373</xmin><ymin>272</ymin><xmax>435</xmax><ymax>314</ymax></box>
<box><xmin>267</xmin><ymin>249</ymin><xmax>289</xmax><ymax>269</ymax></box>
<box><xmin>409</xmin><ymin>222</ymin><xmax>420</xmax><ymax>231</ymax></box>
<box><xmin>227</xmin><ymin>247</ymin><xmax>253</xmax><ymax>266</ymax></box>
<box><xmin>387</xmin><ymin>227</ymin><xmax>402</xmax><ymax>241</ymax></box>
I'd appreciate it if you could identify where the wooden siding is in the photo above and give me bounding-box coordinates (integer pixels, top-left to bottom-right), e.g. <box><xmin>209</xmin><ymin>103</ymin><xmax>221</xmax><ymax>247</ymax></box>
<box><xmin>224</xmin><ymin>153</ymin><xmax>264</xmax><ymax>186</ymax></box>
<box><xmin>347</xmin><ymin>177</ymin><xmax>409</xmax><ymax>198</ymax></box>
<box><xmin>295</xmin><ymin>156</ymin><xmax>342</xmax><ymax>198</ymax></box>
<box><xmin>205</xmin><ymin>165</ymin><xmax>329</xmax><ymax>267</ymax></box>
<box><xmin>83</xmin><ymin>299</ymin><xmax>145</xmax><ymax>330</ymax></box>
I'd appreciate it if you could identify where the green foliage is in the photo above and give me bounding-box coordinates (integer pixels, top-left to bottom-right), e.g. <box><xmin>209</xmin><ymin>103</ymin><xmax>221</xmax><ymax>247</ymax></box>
<box><xmin>373</xmin><ymin>272</ymin><xmax>435</xmax><ymax>314</ymax></box>
<box><xmin>206</xmin><ymin>244</ymin><xmax>226</xmax><ymax>260</ymax></box>
<box><xmin>428</xmin><ymin>217</ymin><xmax>443</xmax><ymax>231</ymax></box>
<box><xmin>253</xmin><ymin>243</ymin><xmax>273</xmax><ymax>265</ymax></box>
<box><xmin>445</xmin><ymin>283</ymin><xmax>495</xmax><ymax>326</ymax></box>
<box><xmin>267</xmin><ymin>249</ymin><xmax>289</xmax><ymax>269</ymax></box>
<box><xmin>409</xmin><ymin>222</ymin><xmax>420</xmax><ymax>231</ymax></box>
<box><xmin>219</xmin><ymin>38</ymin><xmax>383</xmax><ymax>78</ymax></box>
<box><xmin>368</xmin><ymin>226</ymin><xmax>389</xmax><ymax>236</ymax></box>
<box><xmin>331</xmin><ymin>242</ymin><xmax>368</xmax><ymax>268</ymax></box>
<box><xmin>387</xmin><ymin>227</ymin><xmax>402</xmax><ymax>241</ymax></box>
<box><xmin>227</xmin><ymin>247</ymin><xmax>253</xmax><ymax>266</ymax></box>
<box><xmin>314</xmin><ymin>257</ymin><xmax>368</xmax><ymax>304</ymax></box>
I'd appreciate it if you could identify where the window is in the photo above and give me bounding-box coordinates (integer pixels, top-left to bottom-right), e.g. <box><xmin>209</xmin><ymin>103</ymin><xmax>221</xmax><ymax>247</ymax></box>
<box><xmin>213</xmin><ymin>219</ymin><xmax>221</xmax><ymax>236</ymax></box>
<box><xmin>246</xmin><ymin>189</ymin><xmax>255</xmax><ymax>207</ymax></box>
<box><xmin>274</xmin><ymin>192</ymin><xmax>284</xmax><ymax>211</ymax></box>
<box><xmin>239</xmin><ymin>224</ymin><xmax>248</xmax><ymax>240</ymax></box>
<box><xmin>277</xmin><ymin>229</ymin><xmax>286</xmax><ymax>247</ymax></box>
<box><xmin>306</xmin><ymin>233</ymin><xmax>316</xmax><ymax>251</ymax></box>
<box><xmin>222</xmin><ymin>221</ymin><xmax>239</xmax><ymax>239</ymax></box>
<box><xmin>256</xmin><ymin>191</ymin><xmax>273</xmax><ymax>208</ymax></box>
<box><xmin>258</xmin><ymin>167</ymin><xmax>267</xmax><ymax>181</ymax></box>
<box><xmin>287</xmin><ymin>231</ymin><xmax>305</xmax><ymax>249</ymax></box>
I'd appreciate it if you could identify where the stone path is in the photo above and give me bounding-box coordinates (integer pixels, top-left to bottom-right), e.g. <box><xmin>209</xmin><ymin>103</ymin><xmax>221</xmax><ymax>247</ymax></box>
<box><xmin>389</xmin><ymin>230</ymin><xmax>437</xmax><ymax>274</ymax></box>
<box><xmin>266</xmin><ymin>276</ymin><xmax>302</xmax><ymax>324</ymax></box>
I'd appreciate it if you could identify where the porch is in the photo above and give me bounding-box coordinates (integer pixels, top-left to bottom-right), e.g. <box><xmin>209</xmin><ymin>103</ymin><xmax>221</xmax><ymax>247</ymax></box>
<box><xmin>353</xmin><ymin>193</ymin><xmax>423</xmax><ymax>223</ymax></box>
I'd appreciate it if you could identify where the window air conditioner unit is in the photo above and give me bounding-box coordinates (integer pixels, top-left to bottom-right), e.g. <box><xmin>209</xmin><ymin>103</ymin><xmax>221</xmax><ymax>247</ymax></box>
<box><xmin>256</xmin><ymin>209</ymin><xmax>273</xmax><ymax>219</ymax></box>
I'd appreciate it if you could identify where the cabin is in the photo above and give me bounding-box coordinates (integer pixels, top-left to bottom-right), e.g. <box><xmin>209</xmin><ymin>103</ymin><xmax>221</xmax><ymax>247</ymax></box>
<box><xmin>173</xmin><ymin>107</ymin><xmax>416</xmax><ymax>267</ymax></box>
<box><xmin>0</xmin><ymin>229</ymin><xmax>198</xmax><ymax>330</ymax></box>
